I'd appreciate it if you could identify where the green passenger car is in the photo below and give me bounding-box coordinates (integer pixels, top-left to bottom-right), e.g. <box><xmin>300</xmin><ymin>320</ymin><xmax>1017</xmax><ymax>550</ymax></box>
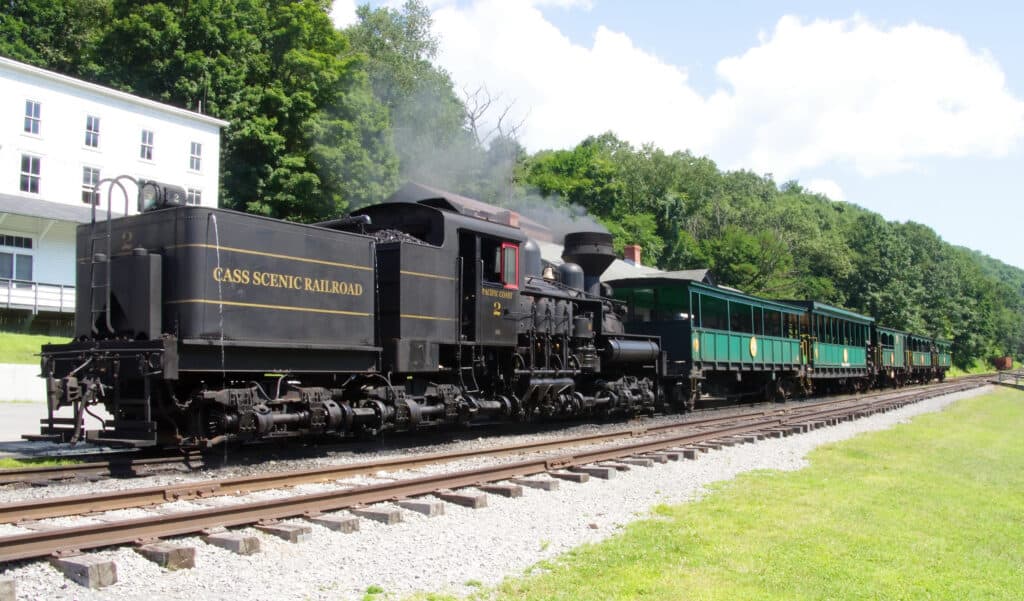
<box><xmin>874</xmin><ymin>326</ymin><xmax>906</xmax><ymax>369</ymax></box>
<box><xmin>611</xmin><ymin>276</ymin><xmax>805</xmax><ymax>404</ymax></box>
<box><xmin>872</xmin><ymin>325</ymin><xmax>910</xmax><ymax>387</ymax></box>
<box><xmin>781</xmin><ymin>301</ymin><xmax>873</xmax><ymax>379</ymax></box>
<box><xmin>907</xmin><ymin>334</ymin><xmax>933</xmax><ymax>373</ymax></box>
<box><xmin>934</xmin><ymin>338</ymin><xmax>952</xmax><ymax>380</ymax></box>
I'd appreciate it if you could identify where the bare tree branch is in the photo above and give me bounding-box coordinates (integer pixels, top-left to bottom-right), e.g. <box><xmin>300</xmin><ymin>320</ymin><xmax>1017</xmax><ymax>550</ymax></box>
<box><xmin>461</xmin><ymin>84</ymin><xmax>493</xmax><ymax>146</ymax></box>
<box><xmin>461</xmin><ymin>84</ymin><xmax>527</xmax><ymax>146</ymax></box>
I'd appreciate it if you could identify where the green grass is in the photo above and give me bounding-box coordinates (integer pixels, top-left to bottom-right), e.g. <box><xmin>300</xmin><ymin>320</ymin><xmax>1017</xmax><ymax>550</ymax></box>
<box><xmin>948</xmin><ymin>358</ymin><xmax>1000</xmax><ymax>378</ymax></box>
<box><xmin>419</xmin><ymin>387</ymin><xmax>1024</xmax><ymax>600</ymax></box>
<box><xmin>0</xmin><ymin>457</ymin><xmax>81</xmax><ymax>469</ymax></box>
<box><xmin>0</xmin><ymin>331</ymin><xmax>68</xmax><ymax>364</ymax></box>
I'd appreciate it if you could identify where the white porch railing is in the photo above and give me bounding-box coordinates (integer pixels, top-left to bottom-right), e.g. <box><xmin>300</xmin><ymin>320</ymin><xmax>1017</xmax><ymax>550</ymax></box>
<box><xmin>0</xmin><ymin>278</ymin><xmax>75</xmax><ymax>313</ymax></box>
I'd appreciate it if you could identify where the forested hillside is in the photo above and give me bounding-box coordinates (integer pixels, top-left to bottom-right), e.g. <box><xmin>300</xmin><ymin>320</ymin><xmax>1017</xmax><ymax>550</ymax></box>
<box><xmin>2</xmin><ymin>0</ymin><xmax>1021</xmax><ymax>366</ymax></box>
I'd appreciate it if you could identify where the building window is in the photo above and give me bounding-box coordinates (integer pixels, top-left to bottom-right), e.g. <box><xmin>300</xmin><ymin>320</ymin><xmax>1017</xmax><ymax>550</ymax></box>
<box><xmin>1</xmin><ymin>235</ymin><xmax>32</xmax><ymax>250</ymax></box>
<box><xmin>0</xmin><ymin>235</ymin><xmax>33</xmax><ymax>284</ymax></box>
<box><xmin>140</xmin><ymin>129</ymin><xmax>154</xmax><ymax>160</ymax></box>
<box><xmin>189</xmin><ymin>141</ymin><xmax>202</xmax><ymax>171</ymax></box>
<box><xmin>82</xmin><ymin>167</ymin><xmax>100</xmax><ymax>205</ymax></box>
<box><xmin>85</xmin><ymin>115</ymin><xmax>100</xmax><ymax>147</ymax></box>
<box><xmin>19</xmin><ymin>154</ymin><xmax>40</xmax><ymax>194</ymax></box>
<box><xmin>186</xmin><ymin>188</ymin><xmax>202</xmax><ymax>205</ymax></box>
<box><xmin>24</xmin><ymin>100</ymin><xmax>40</xmax><ymax>134</ymax></box>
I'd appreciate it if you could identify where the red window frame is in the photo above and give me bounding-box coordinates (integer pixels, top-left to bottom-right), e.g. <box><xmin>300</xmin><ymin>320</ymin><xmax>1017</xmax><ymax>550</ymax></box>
<box><xmin>500</xmin><ymin>242</ymin><xmax>519</xmax><ymax>290</ymax></box>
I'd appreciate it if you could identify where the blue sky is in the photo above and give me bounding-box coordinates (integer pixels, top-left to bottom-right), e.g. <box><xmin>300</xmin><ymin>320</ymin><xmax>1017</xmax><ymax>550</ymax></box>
<box><xmin>335</xmin><ymin>1</ymin><xmax>1024</xmax><ymax>269</ymax></box>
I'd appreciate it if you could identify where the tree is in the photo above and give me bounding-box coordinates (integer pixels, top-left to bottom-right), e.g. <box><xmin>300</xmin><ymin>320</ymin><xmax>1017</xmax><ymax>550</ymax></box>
<box><xmin>96</xmin><ymin>0</ymin><xmax>397</xmax><ymax>220</ymax></box>
<box><xmin>0</xmin><ymin>0</ymin><xmax>110</xmax><ymax>75</ymax></box>
<box><xmin>522</xmin><ymin>133</ymin><xmax>626</xmax><ymax>216</ymax></box>
<box><xmin>345</xmin><ymin>0</ymin><xmax>471</xmax><ymax>195</ymax></box>
<box><xmin>700</xmin><ymin>225</ymin><xmax>794</xmax><ymax>295</ymax></box>
<box><xmin>601</xmin><ymin>213</ymin><xmax>665</xmax><ymax>266</ymax></box>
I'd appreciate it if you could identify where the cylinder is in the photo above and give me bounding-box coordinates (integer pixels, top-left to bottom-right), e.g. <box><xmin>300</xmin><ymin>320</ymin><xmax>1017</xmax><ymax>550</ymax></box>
<box><xmin>533</xmin><ymin>298</ymin><xmax>551</xmax><ymax>328</ymax></box>
<box><xmin>602</xmin><ymin>338</ymin><xmax>660</xmax><ymax>363</ymax></box>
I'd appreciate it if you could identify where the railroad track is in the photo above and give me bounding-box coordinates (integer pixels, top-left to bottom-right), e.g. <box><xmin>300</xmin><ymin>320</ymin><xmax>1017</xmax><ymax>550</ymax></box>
<box><xmin>0</xmin><ymin>378</ymin><xmax>966</xmax><ymax>505</ymax></box>
<box><xmin>0</xmin><ymin>452</ymin><xmax>204</xmax><ymax>486</ymax></box>
<box><xmin>0</xmin><ymin>375</ymin><xmax>989</xmax><ymax>488</ymax></box>
<box><xmin>0</xmin><ymin>378</ymin><xmax>987</xmax><ymax>564</ymax></box>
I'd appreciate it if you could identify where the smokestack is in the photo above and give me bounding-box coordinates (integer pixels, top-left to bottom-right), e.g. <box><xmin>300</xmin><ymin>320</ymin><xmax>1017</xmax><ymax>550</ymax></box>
<box><xmin>623</xmin><ymin>244</ymin><xmax>642</xmax><ymax>266</ymax></box>
<box><xmin>562</xmin><ymin>231</ymin><xmax>615</xmax><ymax>296</ymax></box>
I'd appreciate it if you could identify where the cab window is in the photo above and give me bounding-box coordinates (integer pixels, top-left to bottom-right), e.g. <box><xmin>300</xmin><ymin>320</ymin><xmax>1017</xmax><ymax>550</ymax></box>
<box><xmin>501</xmin><ymin>242</ymin><xmax>518</xmax><ymax>289</ymax></box>
<box><xmin>481</xmin><ymin>238</ymin><xmax>501</xmax><ymax>284</ymax></box>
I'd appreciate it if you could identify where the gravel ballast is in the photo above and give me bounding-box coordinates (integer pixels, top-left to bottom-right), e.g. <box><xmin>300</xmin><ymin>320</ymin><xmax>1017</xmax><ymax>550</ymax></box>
<box><xmin>2</xmin><ymin>386</ymin><xmax>991</xmax><ymax>600</ymax></box>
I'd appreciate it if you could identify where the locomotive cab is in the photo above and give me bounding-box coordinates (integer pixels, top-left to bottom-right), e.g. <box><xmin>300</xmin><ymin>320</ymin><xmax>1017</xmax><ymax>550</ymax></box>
<box><xmin>458</xmin><ymin>232</ymin><xmax>520</xmax><ymax>346</ymax></box>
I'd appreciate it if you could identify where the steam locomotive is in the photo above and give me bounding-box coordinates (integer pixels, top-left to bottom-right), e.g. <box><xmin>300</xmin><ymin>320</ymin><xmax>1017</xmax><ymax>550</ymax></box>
<box><xmin>38</xmin><ymin>181</ymin><xmax>662</xmax><ymax>447</ymax></box>
<box><xmin>37</xmin><ymin>180</ymin><xmax>952</xmax><ymax>448</ymax></box>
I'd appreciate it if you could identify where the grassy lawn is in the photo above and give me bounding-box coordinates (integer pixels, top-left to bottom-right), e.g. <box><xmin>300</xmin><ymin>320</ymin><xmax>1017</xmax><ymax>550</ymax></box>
<box><xmin>949</xmin><ymin>359</ymin><xmax>1002</xmax><ymax>378</ymax></box>
<box><xmin>0</xmin><ymin>457</ymin><xmax>81</xmax><ymax>469</ymax></box>
<box><xmin>0</xmin><ymin>331</ymin><xmax>67</xmax><ymax>364</ymax></box>
<box><xmin>420</xmin><ymin>387</ymin><xmax>1024</xmax><ymax>600</ymax></box>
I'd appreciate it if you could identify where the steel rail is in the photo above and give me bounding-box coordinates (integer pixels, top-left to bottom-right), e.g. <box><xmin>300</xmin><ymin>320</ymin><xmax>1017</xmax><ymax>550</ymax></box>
<box><xmin>0</xmin><ymin>380</ymin><xmax>983</xmax><ymax>524</ymax></box>
<box><xmin>0</xmin><ymin>379</ymin><xmax>989</xmax><ymax>562</ymax></box>
<box><xmin>0</xmin><ymin>375</ymin><xmax>987</xmax><ymax>487</ymax></box>
<box><xmin>0</xmin><ymin>420</ymin><xmax>778</xmax><ymax>563</ymax></box>
<box><xmin>0</xmin><ymin>407</ymin><xmax>803</xmax><ymax>524</ymax></box>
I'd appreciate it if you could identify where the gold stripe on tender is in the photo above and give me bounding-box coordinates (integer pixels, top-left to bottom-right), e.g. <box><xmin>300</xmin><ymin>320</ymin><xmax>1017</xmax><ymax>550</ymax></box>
<box><xmin>172</xmin><ymin>243</ymin><xmax>373</xmax><ymax>271</ymax></box>
<box><xmin>400</xmin><ymin>313</ymin><xmax>456</xmax><ymax>321</ymax></box>
<box><xmin>399</xmin><ymin>270</ymin><xmax>456</xmax><ymax>281</ymax></box>
<box><xmin>168</xmin><ymin>298</ymin><xmax>371</xmax><ymax>317</ymax></box>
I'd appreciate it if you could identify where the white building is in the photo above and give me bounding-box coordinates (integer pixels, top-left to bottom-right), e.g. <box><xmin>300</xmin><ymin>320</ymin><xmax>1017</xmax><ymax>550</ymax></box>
<box><xmin>0</xmin><ymin>56</ymin><xmax>228</xmax><ymax>331</ymax></box>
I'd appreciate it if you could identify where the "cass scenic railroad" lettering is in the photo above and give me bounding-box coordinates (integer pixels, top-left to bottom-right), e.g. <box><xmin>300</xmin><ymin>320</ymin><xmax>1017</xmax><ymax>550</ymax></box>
<box><xmin>212</xmin><ymin>267</ymin><xmax>364</xmax><ymax>296</ymax></box>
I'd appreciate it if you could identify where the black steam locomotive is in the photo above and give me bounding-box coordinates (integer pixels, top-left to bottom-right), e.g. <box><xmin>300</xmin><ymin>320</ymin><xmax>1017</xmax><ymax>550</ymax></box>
<box><xmin>38</xmin><ymin>182</ymin><xmax>662</xmax><ymax>447</ymax></box>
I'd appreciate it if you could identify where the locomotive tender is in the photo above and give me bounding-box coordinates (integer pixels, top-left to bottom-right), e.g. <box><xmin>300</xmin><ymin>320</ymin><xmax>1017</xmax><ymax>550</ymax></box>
<box><xmin>37</xmin><ymin>180</ymin><xmax>951</xmax><ymax>448</ymax></box>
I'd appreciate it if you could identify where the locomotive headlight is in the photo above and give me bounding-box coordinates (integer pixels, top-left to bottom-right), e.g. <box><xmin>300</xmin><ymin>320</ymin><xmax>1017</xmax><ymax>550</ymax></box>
<box><xmin>138</xmin><ymin>180</ymin><xmax>187</xmax><ymax>212</ymax></box>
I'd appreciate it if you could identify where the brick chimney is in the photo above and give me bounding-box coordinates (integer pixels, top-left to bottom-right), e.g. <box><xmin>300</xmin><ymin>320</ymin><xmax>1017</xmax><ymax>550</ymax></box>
<box><xmin>623</xmin><ymin>244</ymin><xmax>642</xmax><ymax>266</ymax></box>
<box><xmin>498</xmin><ymin>210</ymin><xmax>520</xmax><ymax>228</ymax></box>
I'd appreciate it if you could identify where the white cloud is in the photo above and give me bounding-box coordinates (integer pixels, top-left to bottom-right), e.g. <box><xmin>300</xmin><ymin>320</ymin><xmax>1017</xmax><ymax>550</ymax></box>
<box><xmin>330</xmin><ymin>0</ymin><xmax>358</xmax><ymax>28</ymax></box>
<box><xmin>433</xmin><ymin>1</ymin><xmax>717</xmax><ymax>153</ymax></box>
<box><xmin>532</xmin><ymin>0</ymin><xmax>594</xmax><ymax>9</ymax></box>
<box><xmin>716</xmin><ymin>15</ymin><xmax>1024</xmax><ymax>178</ymax></box>
<box><xmin>429</xmin><ymin>4</ymin><xmax>1024</xmax><ymax>182</ymax></box>
<box><xmin>803</xmin><ymin>178</ymin><xmax>845</xmax><ymax>201</ymax></box>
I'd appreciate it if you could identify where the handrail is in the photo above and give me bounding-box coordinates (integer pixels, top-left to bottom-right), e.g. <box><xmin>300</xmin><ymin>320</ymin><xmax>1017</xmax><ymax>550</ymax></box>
<box><xmin>0</xmin><ymin>278</ymin><xmax>75</xmax><ymax>313</ymax></box>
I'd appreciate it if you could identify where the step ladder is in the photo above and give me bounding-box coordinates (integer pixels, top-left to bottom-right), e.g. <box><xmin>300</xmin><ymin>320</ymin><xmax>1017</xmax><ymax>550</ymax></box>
<box><xmin>88</xmin><ymin>232</ymin><xmax>112</xmax><ymax>335</ymax></box>
<box><xmin>459</xmin><ymin>365</ymin><xmax>480</xmax><ymax>394</ymax></box>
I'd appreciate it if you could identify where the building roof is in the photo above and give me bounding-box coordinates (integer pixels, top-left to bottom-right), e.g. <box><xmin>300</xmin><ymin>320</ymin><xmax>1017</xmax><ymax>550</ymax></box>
<box><xmin>604</xmin><ymin>268</ymin><xmax>715</xmax><ymax>286</ymax></box>
<box><xmin>0</xmin><ymin>192</ymin><xmax>120</xmax><ymax>223</ymax></box>
<box><xmin>536</xmin><ymin>240</ymin><xmax>662</xmax><ymax>282</ymax></box>
<box><xmin>0</xmin><ymin>56</ymin><xmax>228</xmax><ymax>128</ymax></box>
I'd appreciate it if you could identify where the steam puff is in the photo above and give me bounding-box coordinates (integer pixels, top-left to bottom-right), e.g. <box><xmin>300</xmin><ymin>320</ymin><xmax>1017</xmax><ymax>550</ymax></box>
<box><xmin>505</xmin><ymin>193</ymin><xmax>608</xmax><ymax>243</ymax></box>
